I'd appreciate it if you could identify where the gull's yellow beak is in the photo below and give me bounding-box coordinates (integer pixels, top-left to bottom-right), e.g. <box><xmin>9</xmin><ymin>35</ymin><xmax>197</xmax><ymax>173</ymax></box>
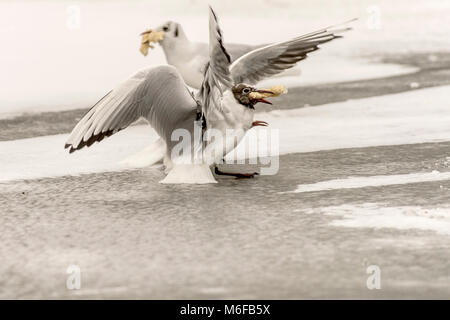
<box><xmin>139</xmin><ymin>29</ymin><xmax>165</xmax><ymax>56</ymax></box>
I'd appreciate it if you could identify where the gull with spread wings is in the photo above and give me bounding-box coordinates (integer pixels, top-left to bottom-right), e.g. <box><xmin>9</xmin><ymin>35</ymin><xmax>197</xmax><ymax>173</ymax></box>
<box><xmin>64</xmin><ymin>7</ymin><xmax>350</xmax><ymax>183</ymax></box>
<box><xmin>140</xmin><ymin>20</ymin><xmax>261</xmax><ymax>89</ymax></box>
<box><xmin>140</xmin><ymin>18</ymin><xmax>353</xmax><ymax>89</ymax></box>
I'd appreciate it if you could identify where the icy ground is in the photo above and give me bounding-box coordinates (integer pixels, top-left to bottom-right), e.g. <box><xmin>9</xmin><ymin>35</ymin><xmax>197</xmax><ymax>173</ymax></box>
<box><xmin>1</xmin><ymin>141</ymin><xmax>449</xmax><ymax>299</ymax></box>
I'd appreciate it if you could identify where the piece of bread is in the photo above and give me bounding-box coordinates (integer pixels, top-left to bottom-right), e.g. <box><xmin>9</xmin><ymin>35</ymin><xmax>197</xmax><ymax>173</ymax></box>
<box><xmin>140</xmin><ymin>30</ymin><xmax>165</xmax><ymax>56</ymax></box>
<box><xmin>249</xmin><ymin>85</ymin><xmax>288</xmax><ymax>99</ymax></box>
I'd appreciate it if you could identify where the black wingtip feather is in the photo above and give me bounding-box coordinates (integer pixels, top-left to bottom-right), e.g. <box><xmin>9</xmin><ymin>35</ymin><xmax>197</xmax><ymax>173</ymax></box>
<box><xmin>209</xmin><ymin>5</ymin><xmax>217</xmax><ymax>19</ymax></box>
<box><xmin>65</xmin><ymin>129</ymin><xmax>121</xmax><ymax>154</ymax></box>
<box><xmin>209</xmin><ymin>6</ymin><xmax>231</xmax><ymax>64</ymax></box>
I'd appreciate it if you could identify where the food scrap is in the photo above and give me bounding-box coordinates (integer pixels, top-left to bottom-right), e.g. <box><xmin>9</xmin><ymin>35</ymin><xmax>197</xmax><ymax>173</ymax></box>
<box><xmin>249</xmin><ymin>85</ymin><xmax>288</xmax><ymax>100</ymax></box>
<box><xmin>140</xmin><ymin>30</ymin><xmax>165</xmax><ymax>56</ymax></box>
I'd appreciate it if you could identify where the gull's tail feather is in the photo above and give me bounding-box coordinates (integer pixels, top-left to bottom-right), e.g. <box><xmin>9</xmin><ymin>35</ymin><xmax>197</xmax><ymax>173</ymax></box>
<box><xmin>160</xmin><ymin>164</ymin><xmax>217</xmax><ymax>184</ymax></box>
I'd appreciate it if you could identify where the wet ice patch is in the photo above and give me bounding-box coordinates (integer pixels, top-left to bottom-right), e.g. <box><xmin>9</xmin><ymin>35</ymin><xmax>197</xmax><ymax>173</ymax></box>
<box><xmin>286</xmin><ymin>171</ymin><xmax>450</xmax><ymax>193</ymax></box>
<box><xmin>305</xmin><ymin>203</ymin><xmax>450</xmax><ymax>236</ymax></box>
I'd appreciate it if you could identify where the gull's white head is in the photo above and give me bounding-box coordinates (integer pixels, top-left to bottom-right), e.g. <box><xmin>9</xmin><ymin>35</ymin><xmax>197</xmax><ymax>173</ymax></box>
<box><xmin>140</xmin><ymin>21</ymin><xmax>188</xmax><ymax>56</ymax></box>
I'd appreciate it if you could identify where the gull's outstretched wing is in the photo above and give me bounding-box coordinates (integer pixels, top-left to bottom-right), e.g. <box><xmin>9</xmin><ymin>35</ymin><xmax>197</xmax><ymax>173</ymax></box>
<box><xmin>230</xmin><ymin>21</ymin><xmax>354</xmax><ymax>85</ymax></box>
<box><xmin>207</xmin><ymin>6</ymin><xmax>232</xmax><ymax>90</ymax></box>
<box><xmin>65</xmin><ymin>65</ymin><xmax>197</xmax><ymax>153</ymax></box>
<box><xmin>225</xmin><ymin>43</ymin><xmax>262</xmax><ymax>63</ymax></box>
<box><xmin>198</xmin><ymin>6</ymin><xmax>232</xmax><ymax>116</ymax></box>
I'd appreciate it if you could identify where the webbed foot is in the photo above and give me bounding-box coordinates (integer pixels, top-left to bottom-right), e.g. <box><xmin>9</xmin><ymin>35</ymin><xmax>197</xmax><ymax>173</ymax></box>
<box><xmin>214</xmin><ymin>167</ymin><xmax>259</xmax><ymax>179</ymax></box>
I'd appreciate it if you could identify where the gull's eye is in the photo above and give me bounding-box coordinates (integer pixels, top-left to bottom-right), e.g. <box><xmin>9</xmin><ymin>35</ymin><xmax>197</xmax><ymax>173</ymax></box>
<box><xmin>163</xmin><ymin>26</ymin><xmax>169</xmax><ymax>32</ymax></box>
<box><xmin>242</xmin><ymin>88</ymin><xmax>251</xmax><ymax>94</ymax></box>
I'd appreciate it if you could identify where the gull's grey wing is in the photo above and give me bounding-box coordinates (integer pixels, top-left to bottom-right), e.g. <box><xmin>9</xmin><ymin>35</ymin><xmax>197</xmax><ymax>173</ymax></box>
<box><xmin>230</xmin><ymin>22</ymin><xmax>353</xmax><ymax>85</ymax></box>
<box><xmin>193</xmin><ymin>42</ymin><xmax>263</xmax><ymax>63</ymax></box>
<box><xmin>65</xmin><ymin>65</ymin><xmax>197</xmax><ymax>153</ymax></box>
<box><xmin>225</xmin><ymin>43</ymin><xmax>262</xmax><ymax>62</ymax></box>
<box><xmin>206</xmin><ymin>6</ymin><xmax>232</xmax><ymax>91</ymax></box>
<box><xmin>198</xmin><ymin>6</ymin><xmax>233</xmax><ymax>116</ymax></box>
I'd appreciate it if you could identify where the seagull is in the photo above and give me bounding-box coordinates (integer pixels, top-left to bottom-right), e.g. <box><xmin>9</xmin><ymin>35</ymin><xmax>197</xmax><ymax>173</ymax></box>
<box><xmin>65</xmin><ymin>7</ymin><xmax>350</xmax><ymax>184</ymax></box>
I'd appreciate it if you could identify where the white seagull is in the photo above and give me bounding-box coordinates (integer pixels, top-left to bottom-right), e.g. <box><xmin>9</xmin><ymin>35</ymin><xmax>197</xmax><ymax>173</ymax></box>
<box><xmin>65</xmin><ymin>7</ymin><xmax>349</xmax><ymax>184</ymax></box>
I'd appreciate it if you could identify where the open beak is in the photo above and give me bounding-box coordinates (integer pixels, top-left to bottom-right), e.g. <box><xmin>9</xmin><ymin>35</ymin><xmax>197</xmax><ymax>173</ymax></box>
<box><xmin>253</xmin><ymin>89</ymin><xmax>274</xmax><ymax>105</ymax></box>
